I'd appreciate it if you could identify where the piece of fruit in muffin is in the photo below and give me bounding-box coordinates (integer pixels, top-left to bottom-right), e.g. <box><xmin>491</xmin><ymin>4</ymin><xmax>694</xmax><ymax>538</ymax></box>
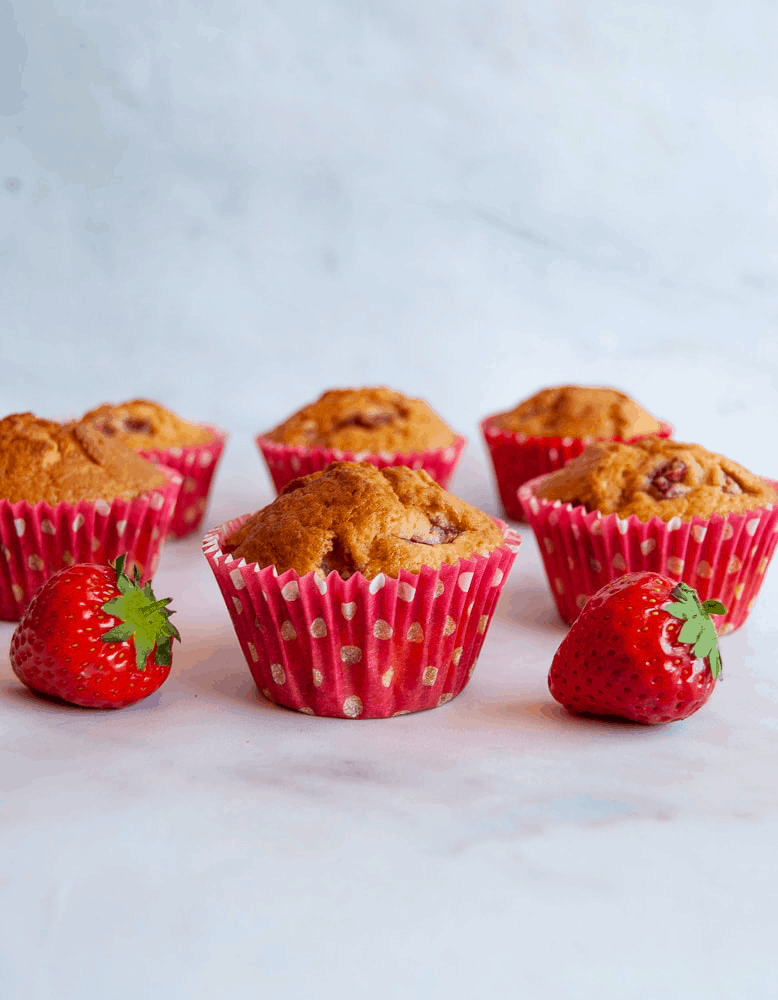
<box><xmin>262</xmin><ymin>387</ymin><xmax>456</xmax><ymax>453</ymax></box>
<box><xmin>225</xmin><ymin>461</ymin><xmax>504</xmax><ymax>579</ymax></box>
<box><xmin>537</xmin><ymin>437</ymin><xmax>775</xmax><ymax>522</ymax></box>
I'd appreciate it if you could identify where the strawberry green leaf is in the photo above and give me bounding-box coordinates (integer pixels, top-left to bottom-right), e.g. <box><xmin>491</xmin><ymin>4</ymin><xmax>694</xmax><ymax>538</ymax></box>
<box><xmin>664</xmin><ymin>581</ymin><xmax>724</xmax><ymax>683</ymax></box>
<box><xmin>678</xmin><ymin>619</ymin><xmax>704</xmax><ymax>645</ymax></box>
<box><xmin>693</xmin><ymin>632</ymin><xmax>716</xmax><ymax>660</ymax></box>
<box><xmin>709</xmin><ymin>647</ymin><xmax>723</xmax><ymax>681</ymax></box>
<box><xmin>664</xmin><ymin>602</ymin><xmax>691</xmax><ymax>620</ymax></box>
<box><xmin>100</xmin><ymin>554</ymin><xmax>180</xmax><ymax>670</ymax></box>
<box><xmin>100</xmin><ymin>620</ymin><xmax>135</xmax><ymax>643</ymax></box>
<box><xmin>114</xmin><ymin>554</ymin><xmax>133</xmax><ymax>596</ymax></box>
<box><xmin>132</xmin><ymin>632</ymin><xmax>156</xmax><ymax>671</ymax></box>
<box><xmin>155</xmin><ymin>636</ymin><xmax>173</xmax><ymax>667</ymax></box>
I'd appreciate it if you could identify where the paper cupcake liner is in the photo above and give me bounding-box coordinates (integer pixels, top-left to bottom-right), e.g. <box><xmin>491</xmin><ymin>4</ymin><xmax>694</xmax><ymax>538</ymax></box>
<box><xmin>481</xmin><ymin>418</ymin><xmax>674</xmax><ymax>521</ymax></box>
<box><xmin>203</xmin><ymin>516</ymin><xmax>520</xmax><ymax>718</ymax></box>
<box><xmin>0</xmin><ymin>467</ymin><xmax>182</xmax><ymax>621</ymax></box>
<box><xmin>255</xmin><ymin>434</ymin><xmax>467</xmax><ymax>494</ymax></box>
<box><xmin>140</xmin><ymin>426</ymin><xmax>227</xmax><ymax>539</ymax></box>
<box><xmin>519</xmin><ymin>474</ymin><xmax>778</xmax><ymax>634</ymax></box>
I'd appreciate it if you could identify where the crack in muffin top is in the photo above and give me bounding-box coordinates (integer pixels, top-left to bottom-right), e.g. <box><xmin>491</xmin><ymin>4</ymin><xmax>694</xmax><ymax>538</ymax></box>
<box><xmin>536</xmin><ymin>437</ymin><xmax>776</xmax><ymax>522</ymax></box>
<box><xmin>225</xmin><ymin>462</ymin><xmax>504</xmax><ymax>579</ymax></box>
<box><xmin>489</xmin><ymin>385</ymin><xmax>662</xmax><ymax>439</ymax></box>
<box><xmin>262</xmin><ymin>387</ymin><xmax>456</xmax><ymax>452</ymax></box>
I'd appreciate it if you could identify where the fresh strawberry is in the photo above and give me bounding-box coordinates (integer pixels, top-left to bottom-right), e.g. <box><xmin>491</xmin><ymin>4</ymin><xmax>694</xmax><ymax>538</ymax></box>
<box><xmin>548</xmin><ymin>571</ymin><xmax>727</xmax><ymax>724</ymax></box>
<box><xmin>10</xmin><ymin>554</ymin><xmax>180</xmax><ymax>709</ymax></box>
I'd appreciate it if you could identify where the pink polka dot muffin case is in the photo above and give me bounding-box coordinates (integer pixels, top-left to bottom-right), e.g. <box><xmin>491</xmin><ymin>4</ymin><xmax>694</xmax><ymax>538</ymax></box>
<box><xmin>140</xmin><ymin>426</ymin><xmax>227</xmax><ymax>539</ymax></box>
<box><xmin>0</xmin><ymin>468</ymin><xmax>181</xmax><ymax>621</ymax></box>
<box><xmin>481</xmin><ymin>419</ymin><xmax>674</xmax><ymax>521</ymax></box>
<box><xmin>256</xmin><ymin>433</ymin><xmax>467</xmax><ymax>494</ymax></box>
<box><xmin>519</xmin><ymin>475</ymin><xmax>778</xmax><ymax>634</ymax></box>
<box><xmin>203</xmin><ymin>515</ymin><xmax>521</xmax><ymax>719</ymax></box>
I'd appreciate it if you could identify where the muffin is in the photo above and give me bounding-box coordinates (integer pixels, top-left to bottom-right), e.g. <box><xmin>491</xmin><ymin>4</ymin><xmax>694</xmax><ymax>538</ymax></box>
<box><xmin>256</xmin><ymin>387</ymin><xmax>465</xmax><ymax>493</ymax></box>
<box><xmin>203</xmin><ymin>462</ymin><xmax>520</xmax><ymax>718</ymax></box>
<box><xmin>81</xmin><ymin>399</ymin><xmax>227</xmax><ymax>538</ymax></box>
<box><xmin>481</xmin><ymin>385</ymin><xmax>671</xmax><ymax>520</ymax></box>
<box><xmin>518</xmin><ymin>436</ymin><xmax>778</xmax><ymax>633</ymax></box>
<box><xmin>0</xmin><ymin>413</ymin><xmax>181</xmax><ymax>620</ymax></box>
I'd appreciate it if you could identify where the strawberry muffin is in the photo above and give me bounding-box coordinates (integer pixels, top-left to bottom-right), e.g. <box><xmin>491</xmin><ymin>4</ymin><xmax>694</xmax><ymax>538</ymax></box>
<box><xmin>81</xmin><ymin>399</ymin><xmax>227</xmax><ymax>538</ymax></box>
<box><xmin>481</xmin><ymin>385</ymin><xmax>670</xmax><ymax>520</ymax></box>
<box><xmin>0</xmin><ymin>412</ymin><xmax>181</xmax><ymax>620</ymax></box>
<box><xmin>519</xmin><ymin>436</ymin><xmax>778</xmax><ymax>633</ymax></box>
<box><xmin>256</xmin><ymin>387</ymin><xmax>465</xmax><ymax>492</ymax></box>
<box><xmin>204</xmin><ymin>462</ymin><xmax>520</xmax><ymax>718</ymax></box>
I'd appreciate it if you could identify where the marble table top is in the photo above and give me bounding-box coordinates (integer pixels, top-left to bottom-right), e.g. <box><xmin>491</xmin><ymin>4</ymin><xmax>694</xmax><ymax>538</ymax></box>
<box><xmin>3</xmin><ymin>446</ymin><xmax>778</xmax><ymax>999</ymax></box>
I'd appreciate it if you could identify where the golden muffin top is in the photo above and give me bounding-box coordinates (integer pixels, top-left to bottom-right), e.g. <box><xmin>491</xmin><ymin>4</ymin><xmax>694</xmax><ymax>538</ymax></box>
<box><xmin>0</xmin><ymin>412</ymin><xmax>169</xmax><ymax>505</ymax></box>
<box><xmin>81</xmin><ymin>399</ymin><xmax>213</xmax><ymax>450</ymax></box>
<box><xmin>489</xmin><ymin>385</ymin><xmax>662</xmax><ymax>439</ymax></box>
<box><xmin>536</xmin><ymin>436</ymin><xmax>775</xmax><ymax>522</ymax></box>
<box><xmin>225</xmin><ymin>462</ymin><xmax>504</xmax><ymax>579</ymax></box>
<box><xmin>263</xmin><ymin>387</ymin><xmax>456</xmax><ymax>453</ymax></box>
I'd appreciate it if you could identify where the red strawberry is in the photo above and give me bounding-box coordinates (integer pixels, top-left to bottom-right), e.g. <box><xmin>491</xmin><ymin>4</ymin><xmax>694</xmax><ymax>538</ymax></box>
<box><xmin>10</xmin><ymin>554</ymin><xmax>180</xmax><ymax>709</ymax></box>
<box><xmin>548</xmin><ymin>571</ymin><xmax>726</xmax><ymax>724</ymax></box>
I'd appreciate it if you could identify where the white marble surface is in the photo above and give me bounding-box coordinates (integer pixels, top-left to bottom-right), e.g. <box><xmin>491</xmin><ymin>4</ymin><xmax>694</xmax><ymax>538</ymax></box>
<box><xmin>3</xmin><ymin>441</ymin><xmax>778</xmax><ymax>999</ymax></box>
<box><xmin>2</xmin><ymin>0</ymin><xmax>778</xmax><ymax>995</ymax></box>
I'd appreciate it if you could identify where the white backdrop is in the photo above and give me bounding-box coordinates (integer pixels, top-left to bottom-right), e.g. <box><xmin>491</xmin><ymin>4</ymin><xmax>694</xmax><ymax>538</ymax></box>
<box><xmin>1</xmin><ymin>0</ymin><xmax>777</xmax><ymax>475</ymax></box>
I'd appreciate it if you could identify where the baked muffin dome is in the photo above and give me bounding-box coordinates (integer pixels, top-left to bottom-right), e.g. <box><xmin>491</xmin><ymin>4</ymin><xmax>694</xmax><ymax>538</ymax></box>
<box><xmin>81</xmin><ymin>399</ymin><xmax>214</xmax><ymax>450</ymax></box>
<box><xmin>537</xmin><ymin>437</ymin><xmax>776</xmax><ymax>522</ymax></box>
<box><xmin>0</xmin><ymin>412</ymin><xmax>169</xmax><ymax>505</ymax></box>
<box><xmin>226</xmin><ymin>462</ymin><xmax>504</xmax><ymax>579</ymax></box>
<box><xmin>489</xmin><ymin>385</ymin><xmax>662</xmax><ymax>439</ymax></box>
<box><xmin>263</xmin><ymin>387</ymin><xmax>456</xmax><ymax>453</ymax></box>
